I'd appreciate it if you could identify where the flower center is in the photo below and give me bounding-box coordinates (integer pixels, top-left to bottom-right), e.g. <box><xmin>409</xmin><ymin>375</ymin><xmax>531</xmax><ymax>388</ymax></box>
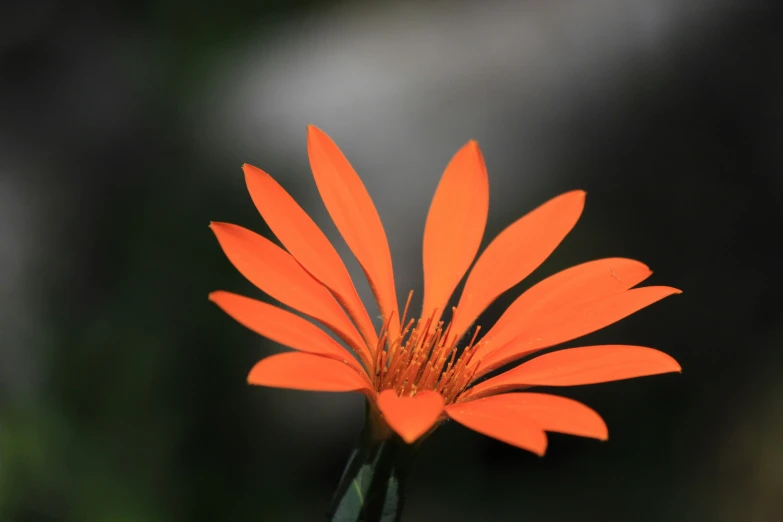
<box><xmin>372</xmin><ymin>292</ymin><xmax>482</xmax><ymax>404</ymax></box>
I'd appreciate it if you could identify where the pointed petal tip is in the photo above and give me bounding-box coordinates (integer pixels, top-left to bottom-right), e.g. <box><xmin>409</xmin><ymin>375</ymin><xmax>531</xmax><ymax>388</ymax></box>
<box><xmin>307</xmin><ymin>125</ymin><xmax>336</xmax><ymax>148</ymax></box>
<box><xmin>629</xmin><ymin>259</ymin><xmax>652</xmax><ymax>275</ymax></box>
<box><xmin>631</xmin><ymin>347</ymin><xmax>682</xmax><ymax>377</ymax></box>
<box><xmin>661</xmin><ymin>349</ymin><xmax>682</xmax><ymax>373</ymax></box>
<box><xmin>242</xmin><ymin>163</ymin><xmax>265</xmax><ymax>179</ymax></box>
<box><xmin>378</xmin><ymin>390</ymin><xmax>445</xmax><ymax>444</ymax></box>
<box><xmin>209</xmin><ymin>221</ymin><xmax>227</xmax><ymax>230</ymax></box>
<box><xmin>533</xmin><ymin>440</ymin><xmax>548</xmax><ymax>457</ymax></box>
<box><xmin>557</xmin><ymin>189</ymin><xmax>586</xmax><ymax>198</ymax></box>
<box><xmin>208</xmin><ymin>221</ymin><xmax>236</xmax><ymax>239</ymax></box>
<box><xmin>307</xmin><ymin>125</ymin><xmax>331</xmax><ymax>148</ymax></box>
<box><xmin>399</xmin><ymin>430</ymin><xmax>418</xmax><ymax>444</ymax></box>
<box><xmin>559</xmin><ymin>189</ymin><xmax>587</xmax><ymax>209</ymax></box>
<box><xmin>467</xmin><ymin>139</ymin><xmax>484</xmax><ymax>161</ymax></box>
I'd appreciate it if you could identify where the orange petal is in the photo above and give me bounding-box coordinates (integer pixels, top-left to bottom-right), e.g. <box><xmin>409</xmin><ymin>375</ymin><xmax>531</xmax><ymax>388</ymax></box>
<box><xmin>248</xmin><ymin>352</ymin><xmax>374</xmax><ymax>393</ymax></box>
<box><xmin>210</xmin><ymin>222</ymin><xmax>371</xmax><ymax>366</ymax></box>
<box><xmin>243</xmin><ymin>164</ymin><xmax>378</xmax><ymax>349</ymax></box>
<box><xmin>445</xmin><ymin>398</ymin><xmax>548</xmax><ymax>455</ymax></box>
<box><xmin>477</xmin><ymin>258</ymin><xmax>652</xmax><ymax>360</ymax></box>
<box><xmin>422</xmin><ymin>141</ymin><xmax>489</xmax><ymax>323</ymax></box>
<box><xmin>476</xmin><ymin>286</ymin><xmax>681</xmax><ymax>378</ymax></box>
<box><xmin>465</xmin><ymin>345</ymin><xmax>681</xmax><ymax>400</ymax></box>
<box><xmin>307</xmin><ymin>126</ymin><xmax>400</xmax><ymax>340</ymax></box>
<box><xmin>209</xmin><ymin>291</ymin><xmax>368</xmax><ymax>377</ymax></box>
<box><xmin>452</xmin><ymin>191</ymin><xmax>586</xmax><ymax>340</ymax></box>
<box><xmin>377</xmin><ymin>390</ymin><xmax>445</xmax><ymax>444</ymax></box>
<box><xmin>457</xmin><ymin>393</ymin><xmax>607</xmax><ymax>440</ymax></box>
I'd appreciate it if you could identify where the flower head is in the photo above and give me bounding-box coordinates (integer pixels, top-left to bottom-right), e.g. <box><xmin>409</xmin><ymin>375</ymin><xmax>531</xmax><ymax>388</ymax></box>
<box><xmin>210</xmin><ymin>126</ymin><xmax>681</xmax><ymax>455</ymax></box>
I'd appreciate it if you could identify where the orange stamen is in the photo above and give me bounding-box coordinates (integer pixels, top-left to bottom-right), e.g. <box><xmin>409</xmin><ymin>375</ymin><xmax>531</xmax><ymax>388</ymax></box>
<box><xmin>374</xmin><ymin>292</ymin><xmax>483</xmax><ymax>404</ymax></box>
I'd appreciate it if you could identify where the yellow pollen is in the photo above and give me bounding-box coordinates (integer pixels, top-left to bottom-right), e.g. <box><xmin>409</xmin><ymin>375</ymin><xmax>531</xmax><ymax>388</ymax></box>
<box><xmin>374</xmin><ymin>291</ymin><xmax>482</xmax><ymax>404</ymax></box>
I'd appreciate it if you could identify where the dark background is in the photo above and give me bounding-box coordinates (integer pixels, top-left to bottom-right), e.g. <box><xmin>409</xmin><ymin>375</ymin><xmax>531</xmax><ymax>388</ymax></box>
<box><xmin>1</xmin><ymin>1</ymin><xmax>781</xmax><ymax>521</ymax></box>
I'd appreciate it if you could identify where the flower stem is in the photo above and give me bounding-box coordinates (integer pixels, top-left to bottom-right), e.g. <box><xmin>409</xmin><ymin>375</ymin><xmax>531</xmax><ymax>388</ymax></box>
<box><xmin>327</xmin><ymin>401</ymin><xmax>419</xmax><ymax>522</ymax></box>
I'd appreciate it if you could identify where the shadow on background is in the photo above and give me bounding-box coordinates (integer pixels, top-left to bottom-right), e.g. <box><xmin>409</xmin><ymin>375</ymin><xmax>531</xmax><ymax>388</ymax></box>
<box><xmin>1</xmin><ymin>0</ymin><xmax>781</xmax><ymax>521</ymax></box>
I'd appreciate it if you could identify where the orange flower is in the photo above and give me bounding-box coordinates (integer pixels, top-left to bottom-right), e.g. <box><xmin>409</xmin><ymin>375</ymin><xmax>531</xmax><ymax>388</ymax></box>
<box><xmin>209</xmin><ymin>126</ymin><xmax>681</xmax><ymax>456</ymax></box>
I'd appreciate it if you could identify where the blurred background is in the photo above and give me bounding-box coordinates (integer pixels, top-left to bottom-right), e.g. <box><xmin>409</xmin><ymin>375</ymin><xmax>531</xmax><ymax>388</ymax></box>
<box><xmin>1</xmin><ymin>0</ymin><xmax>782</xmax><ymax>520</ymax></box>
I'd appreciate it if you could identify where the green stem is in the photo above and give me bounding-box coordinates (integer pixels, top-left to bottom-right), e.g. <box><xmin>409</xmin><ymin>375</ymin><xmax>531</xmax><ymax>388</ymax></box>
<box><xmin>327</xmin><ymin>401</ymin><xmax>420</xmax><ymax>522</ymax></box>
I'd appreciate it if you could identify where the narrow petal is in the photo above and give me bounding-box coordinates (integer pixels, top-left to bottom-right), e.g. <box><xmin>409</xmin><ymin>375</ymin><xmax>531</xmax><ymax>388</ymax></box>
<box><xmin>377</xmin><ymin>390</ymin><xmax>445</xmax><ymax>444</ymax></box>
<box><xmin>243</xmin><ymin>164</ymin><xmax>378</xmax><ymax>348</ymax></box>
<box><xmin>422</xmin><ymin>141</ymin><xmax>489</xmax><ymax>323</ymax></box>
<box><xmin>248</xmin><ymin>352</ymin><xmax>374</xmax><ymax>393</ymax></box>
<box><xmin>446</xmin><ymin>398</ymin><xmax>548</xmax><ymax>455</ymax></box>
<box><xmin>476</xmin><ymin>258</ymin><xmax>652</xmax><ymax>360</ymax></box>
<box><xmin>210</xmin><ymin>222</ymin><xmax>371</xmax><ymax>366</ymax></box>
<box><xmin>475</xmin><ymin>286</ymin><xmax>681</xmax><ymax>378</ymax></box>
<box><xmin>452</xmin><ymin>191</ymin><xmax>586</xmax><ymax>340</ymax></box>
<box><xmin>307</xmin><ymin>126</ymin><xmax>399</xmax><ymax>339</ymax></box>
<box><xmin>457</xmin><ymin>393</ymin><xmax>608</xmax><ymax>440</ymax></box>
<box><xmin>464</xmin><ymin>345</ymin><xmax>681</xmax><ymax>400</ymax></box>
<box><xmin>209</xmin><ymin>291</ymin><xmax>368</xmax><ymax>377</ymax></box>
